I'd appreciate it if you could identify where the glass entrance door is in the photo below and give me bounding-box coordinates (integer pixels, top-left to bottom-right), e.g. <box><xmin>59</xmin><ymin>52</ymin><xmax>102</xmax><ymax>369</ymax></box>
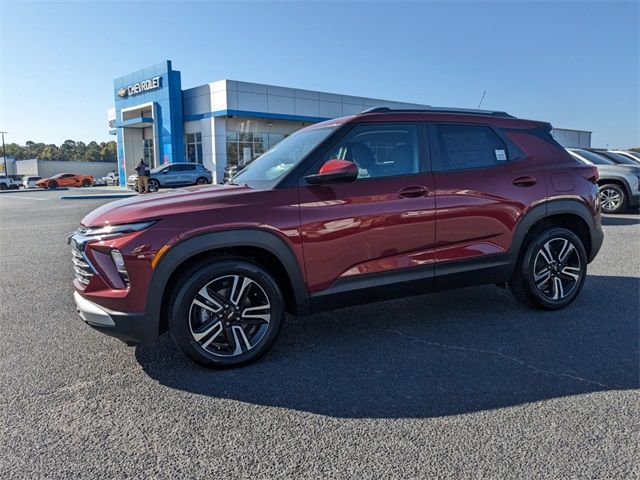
<box><xmin>143</xmin><ymin>139</ymin><xmax>155</xmax><ymax>167</ymax></box>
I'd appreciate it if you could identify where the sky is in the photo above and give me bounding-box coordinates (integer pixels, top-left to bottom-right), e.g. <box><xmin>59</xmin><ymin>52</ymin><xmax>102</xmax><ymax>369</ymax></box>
<box><xmin>0</xmin><ymin>0</ymin><xmax>638</xmax><ymax>148</ymax></box>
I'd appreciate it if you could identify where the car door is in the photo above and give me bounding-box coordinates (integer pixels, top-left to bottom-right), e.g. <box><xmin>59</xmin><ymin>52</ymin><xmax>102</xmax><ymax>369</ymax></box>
<box><xmin>429</xmin><ymin>123</ymin><xmax>546</xmax><ymax>284</ymax></box>
<box><xmin>298</xmin><ymin>122</ymin><xmax>436</xmax><ymax>304</ymax></box>
<box><xmin>181</xmin><ymin>164</ymin><xmax>197</xmax><ymax>185</ymax></box>
<box><xmin>59</xmin><ymin>174</ymin><xmax>76</xmax><ymax>187</ymax></box>
<box><xmin>161</xmin><ymin>165</ymin><xmax>181</xmax><ymax>186</ymax></box>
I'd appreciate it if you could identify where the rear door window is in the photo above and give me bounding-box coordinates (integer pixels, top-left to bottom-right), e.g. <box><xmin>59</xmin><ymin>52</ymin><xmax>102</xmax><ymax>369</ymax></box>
<box><xmin>434</xmin><ymin>124</ymin><xmax>508</xmax><ymax>172</ymax></box>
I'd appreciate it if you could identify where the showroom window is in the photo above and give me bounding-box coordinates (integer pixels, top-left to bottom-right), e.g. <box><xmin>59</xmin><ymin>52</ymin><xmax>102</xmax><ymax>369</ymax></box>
<box><xmin>320</xmin><ymin>124</ymin><xmax>420</xmax><ymax>179</ymax></box>
<box><xmin>226</xmin><ymin>131</ymin><xmax>287</xmax><ymax>166</ymax></box>
<box><xmin>185</xmin><ymin>132</ymin><xmax>203</xmax><ymax>164</ymax></box>
<box><xmin>143</xmin><ymin>139</ymin><xmax>154</xmax><ymax>165</ymax></box>
<box><xmin>434</xmin><ymin>124</ymin><xmax>508</xmax><ymax>171</ymax></box>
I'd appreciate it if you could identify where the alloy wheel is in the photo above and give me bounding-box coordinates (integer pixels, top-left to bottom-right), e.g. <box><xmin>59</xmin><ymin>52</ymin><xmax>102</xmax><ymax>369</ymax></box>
<box><xmin>189</xmin><ymin>274</ymin><xmax>271</xmax><ymax>357</ymax></box>
<box><xmin>599</xmin><ymin>187</ymin><xmax>622</xmax><ymax>213</ymax></box>
<box><xmin>533</xmin><ymin>237</ymin><xmax>582</xmax><ymax>301</ymax></box>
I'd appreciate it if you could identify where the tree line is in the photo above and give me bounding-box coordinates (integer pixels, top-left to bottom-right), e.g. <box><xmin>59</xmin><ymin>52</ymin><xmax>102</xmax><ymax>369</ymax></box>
<box><xmin>3</xmin><ymin>140</ymin><xmax>117</xmax><ymax>163</ymax></box>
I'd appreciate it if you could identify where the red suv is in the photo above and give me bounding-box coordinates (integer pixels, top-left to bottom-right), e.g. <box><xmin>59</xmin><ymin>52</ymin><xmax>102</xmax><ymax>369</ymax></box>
<box><xmin>69</xmin><ymin>108</ymin><xmax>603</xmax><ymax>367</ymax></box>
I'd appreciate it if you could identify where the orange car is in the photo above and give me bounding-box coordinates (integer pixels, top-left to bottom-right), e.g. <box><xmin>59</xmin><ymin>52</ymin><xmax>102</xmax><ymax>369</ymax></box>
<box><xmin>36</xmin><ymin>173</ymin><xmax>94</xmax><ymax>189</ymax></box>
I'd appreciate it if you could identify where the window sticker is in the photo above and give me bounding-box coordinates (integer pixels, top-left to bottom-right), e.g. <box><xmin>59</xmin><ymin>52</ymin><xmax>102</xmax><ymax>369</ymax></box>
<box><xmin>495</xmin><ymin>149</ymin><xmax>507</xmax><ymax>161</ymax></box>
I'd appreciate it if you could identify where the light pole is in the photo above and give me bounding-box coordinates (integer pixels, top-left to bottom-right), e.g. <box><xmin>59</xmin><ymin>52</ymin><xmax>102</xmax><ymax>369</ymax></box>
<box><xmin>0</xmin><ymin>131</ymin><xmax>7</xmax><ymax>176</ymax></box>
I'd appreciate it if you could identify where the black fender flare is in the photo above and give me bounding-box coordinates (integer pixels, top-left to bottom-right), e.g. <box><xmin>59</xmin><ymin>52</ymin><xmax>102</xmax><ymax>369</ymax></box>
<box><xmin>146</xmin><ymin>229</ymin><xmax>310</xmax><ymax>332</ymax></box>
<box><xmin>510</xmin><ymin>199</ymin><xmax>603</xmax><ymax>266</ymax></box>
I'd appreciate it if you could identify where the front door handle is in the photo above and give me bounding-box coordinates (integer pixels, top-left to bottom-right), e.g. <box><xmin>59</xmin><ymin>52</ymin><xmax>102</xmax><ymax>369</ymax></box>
<box><xmin>512</xmin><ymin>176</ymin><xmax>537</xmax><ymax>187</ymax></box>
<box><xmin>398</xmin><ymin>186</ymin><xmax>428</xmax><ymax>198</ymax></box>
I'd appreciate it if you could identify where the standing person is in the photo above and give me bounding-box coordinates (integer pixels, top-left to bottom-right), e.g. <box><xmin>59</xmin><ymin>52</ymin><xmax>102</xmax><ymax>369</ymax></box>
<box><xmin>135</xmin><ymin>158</ymin><xmax>149</xmax><ymax>193</ymax></box>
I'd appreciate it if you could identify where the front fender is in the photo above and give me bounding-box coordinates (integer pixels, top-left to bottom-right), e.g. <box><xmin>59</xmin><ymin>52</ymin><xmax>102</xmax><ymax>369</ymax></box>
<box><xmin>146</xmin><ymin>228</ymin><xmax>310</xmax><ymax>334</ymax></box>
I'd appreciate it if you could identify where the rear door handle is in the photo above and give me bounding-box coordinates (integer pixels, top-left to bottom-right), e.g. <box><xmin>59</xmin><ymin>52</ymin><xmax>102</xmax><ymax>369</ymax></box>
<box><xmin>398</xmin><ymin>186</ymin><xmax>428</xmax><ymax>198</ymax></box>
<box><xmin>512</xmin><ymin>176</ymin><xmax>537</xmax><ymax>187</ymax></box>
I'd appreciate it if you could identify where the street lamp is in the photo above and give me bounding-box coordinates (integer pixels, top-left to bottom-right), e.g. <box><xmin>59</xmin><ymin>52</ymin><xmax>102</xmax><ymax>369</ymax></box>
<box><xmin>0</xmin><ymin>131</ymin><xmax>7</xmax><ymax>176</ymax></box>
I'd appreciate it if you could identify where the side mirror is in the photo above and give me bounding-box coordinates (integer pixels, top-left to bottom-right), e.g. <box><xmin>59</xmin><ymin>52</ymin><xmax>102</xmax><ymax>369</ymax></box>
<box><xmin>304</xmin><ymin>159</ymin><xmax>358</xmax><ymax>185</ymax></box>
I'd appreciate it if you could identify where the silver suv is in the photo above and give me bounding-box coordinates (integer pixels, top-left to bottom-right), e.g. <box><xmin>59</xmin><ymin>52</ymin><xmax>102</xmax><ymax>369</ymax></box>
<box><xmin>568</xmin><ymin>148</ymin><xmax>640</xmax><ymax>214</ymax></box>
<box><xmin>127</xmin><ymin>163</ymin><xmax>213</xmax><ymax>192</ymax></box>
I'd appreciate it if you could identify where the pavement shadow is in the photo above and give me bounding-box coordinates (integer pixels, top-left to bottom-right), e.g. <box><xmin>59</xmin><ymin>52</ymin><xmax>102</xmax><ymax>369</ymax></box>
<box><xmin>602</xmin><ymin>215</ymin><xmax>640</xmax><ymax>226</ymax></box>
<box><xmin>136</xmin><ymin>274</ymin><xmax>639</xmax><ymax>418</ymax></box>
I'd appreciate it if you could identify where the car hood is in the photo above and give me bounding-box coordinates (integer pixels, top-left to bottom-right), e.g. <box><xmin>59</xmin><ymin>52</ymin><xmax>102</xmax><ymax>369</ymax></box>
<box><xmin>81</xmin><ymin>184</ymin><xmax>253</xmax><ymax>227</ymax></box>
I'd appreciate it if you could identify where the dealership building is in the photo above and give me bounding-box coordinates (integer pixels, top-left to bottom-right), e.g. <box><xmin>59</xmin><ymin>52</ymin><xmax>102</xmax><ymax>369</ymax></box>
<box><xmin>109</xmin><ymin>60</ymin><xmax>591</xmax><ymax>184</ymax></box>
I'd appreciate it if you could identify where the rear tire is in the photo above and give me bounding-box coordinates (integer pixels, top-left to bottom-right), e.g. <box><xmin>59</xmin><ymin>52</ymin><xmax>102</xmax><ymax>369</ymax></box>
<box><xmin>82</xmin><ymin>179</ymin><xmax>91</xmax><ymax>187</ymax></box>
<box><xmin>0</xmin><ymin>183</ymin><xmax>6</xmax><ymax>191</ymax></box>
<box><xmin>599</xmin><ymin>184</ymin><xmax>626</xmax><ymax>214</ymax></box>
<box><xmin>195</xmin><ymin>177</ymin><xmax>209</xmax><ymax>185</ymax></box>
<box><xmin>509</xmin><ymin>227</ymin><xmax>587</xmax><ymax>310</ymax></box>
<box><xmin>169</xmin><ymin>258</ymin><xmax>284</xmax><ymax>368</ymax></box>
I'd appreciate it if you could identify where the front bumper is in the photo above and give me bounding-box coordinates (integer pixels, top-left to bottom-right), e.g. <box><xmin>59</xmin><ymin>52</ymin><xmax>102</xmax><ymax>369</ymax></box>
<box><xmin>74</xmin><ymin>291</ymin><xmax>159</xmax><ymax>345</ymax></box>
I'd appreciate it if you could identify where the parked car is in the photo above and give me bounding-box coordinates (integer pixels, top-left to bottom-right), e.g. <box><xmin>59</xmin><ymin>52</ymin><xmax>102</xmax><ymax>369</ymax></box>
<box><xmin>36</xmin><ymin>173</ymin><xmax>94</xmax><ymax>189</ymax></box>
<box><xmin>567</xmin><ymin>148</ymin><xmax>640</xmax><ymax>214</ymax></box>
<box><xmin>586</xmin><ymin>149</ymin><xmax>639</xmax><ymax>167</ymax></box>
<box><xmin>22</xmin><ymin>176</ymin><xmax>43</xmax><ymax>189</ymax></box>
<box><xmin>70</xmin><ymin>107</ymin><xmax>603</xmax><ymax>367</ymax></box>
<box><xmin>93</xmin><ymin>177</ymin><xmax>108</xmax><ymax>187</ymax></box>
<box><xmin>0</xmin><ymin>175</ymin><xmax>20</xmax><ymax>190</ymax></box>
<box><xmin>105</xmin><ymin>172</ymin><xmax>119</xmax><ymax>186</ymax></box>
<box><xmin>126</xmin><ymin>162</ymin><xmax>212</xmax><ymax>192</ymax></box>
<box><xmin>610</xmin><ymin>150</ymin><xmax>640</xmax><ymax>164</ymax></box>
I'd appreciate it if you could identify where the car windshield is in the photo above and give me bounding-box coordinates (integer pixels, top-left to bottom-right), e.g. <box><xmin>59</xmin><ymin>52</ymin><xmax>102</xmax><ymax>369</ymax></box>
<box><xmin>572</xmin><ymin>149</ymin><xmax>615</xmax><ymax>165</ymax></box>
<box><xmin>598</xmin><ymin>151</ymin><xmax>639</xmax><ymax>166</ymax></box>
<box><xmin>51</xmin><ymin>173</ymin><xmax>65</xmax><ymax>178</ymax></box>
<box><xmin>625</xmin><ymin>151</ymin><xmax>640</xmax><ymax>161</ymax></box>
<box><xmin>231</xmin><ymin>126</ymin><xmax>337</xmax><ymax>188</ymax></box>
<box><xmin>150</xmin><ymin>165</ymin><xmax>168</xmax><ymax>174</ymax></box>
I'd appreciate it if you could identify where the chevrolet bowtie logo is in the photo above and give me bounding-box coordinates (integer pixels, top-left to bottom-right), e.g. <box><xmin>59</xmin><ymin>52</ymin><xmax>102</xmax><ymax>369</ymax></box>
<box><xmin>117</xmin><ymin>87</ymin><xmax>128</xmax><ymax>98</ymax></box>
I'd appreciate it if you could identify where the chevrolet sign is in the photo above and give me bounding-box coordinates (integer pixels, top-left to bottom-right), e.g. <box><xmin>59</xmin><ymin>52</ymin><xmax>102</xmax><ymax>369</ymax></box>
<box><xmin>118</xmin><ymin>76</ymin><xmax>161</xmax><ymax>98</ymax></box>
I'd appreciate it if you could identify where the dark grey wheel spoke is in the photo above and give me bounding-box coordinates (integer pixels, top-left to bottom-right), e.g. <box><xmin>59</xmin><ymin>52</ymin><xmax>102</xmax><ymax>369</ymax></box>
<box><xmin>229</xmin><ymin>275</ymin><xmax>253</xmax><ymax>307</ymax></box>
<box><xmin>560</xmin><ymin>265</ymin><xmax>581</xmax><ymax>281</ymax></box>
<box><xmin>189</xmin><ymin>274</ymin><xmax>271</xmax><ymax>357</ymax></box>
<box><xmin>231</xmin><ymin>326</ymin><xmax>253</xmax><ymax>355</ymax></box>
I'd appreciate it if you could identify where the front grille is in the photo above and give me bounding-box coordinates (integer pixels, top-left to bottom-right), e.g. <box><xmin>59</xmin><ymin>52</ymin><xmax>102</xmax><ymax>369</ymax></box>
<box><xmin>71</xmin><ymin>246</ymin><xmax>94</xmax><ymax>286</ymax></box>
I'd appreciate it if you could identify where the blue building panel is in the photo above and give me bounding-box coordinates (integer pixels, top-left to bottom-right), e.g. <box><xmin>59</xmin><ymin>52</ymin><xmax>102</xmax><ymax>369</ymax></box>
<box><xmin>113</xmin><ymin>60</ymin><xmax>184</xmax><ymax>185</ymax></box>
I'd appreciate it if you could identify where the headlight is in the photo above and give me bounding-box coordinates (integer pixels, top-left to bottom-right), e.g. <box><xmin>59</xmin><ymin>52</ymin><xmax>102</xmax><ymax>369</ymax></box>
<box><xmin>82</xmin><ymin>221</ymin><xmax>155</xmax><ymax>237</ymax></box>
<box><xmin>110</xmin><ymin>248</ymin><xmax>130</xmax><ymax>288</ymax></box>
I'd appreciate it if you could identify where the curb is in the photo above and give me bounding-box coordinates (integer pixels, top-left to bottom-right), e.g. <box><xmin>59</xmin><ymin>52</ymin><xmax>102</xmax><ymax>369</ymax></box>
<box><xmin>60</xmin><ymin>194</ymin><xmax>137</xmax><ymax>200</ymax></box>
<box><xmin>0</xmin><ymin>187</ymin><xmax>69</xmax><ymax>194</ymax></box>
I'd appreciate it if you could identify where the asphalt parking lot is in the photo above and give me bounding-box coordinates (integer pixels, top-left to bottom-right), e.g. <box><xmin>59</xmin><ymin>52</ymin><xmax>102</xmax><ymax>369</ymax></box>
<box><xmin>0</xmin><ymin>188</ymin><xmax>638</xmax><ymax>479</ymax></box>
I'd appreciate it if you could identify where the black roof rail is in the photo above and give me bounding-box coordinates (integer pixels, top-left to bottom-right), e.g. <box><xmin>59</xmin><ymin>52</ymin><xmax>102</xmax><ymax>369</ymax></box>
<box><xmin>360</xmin><ymin>106</ymin><xmax>514</xmax><ymax>118</ymax></box>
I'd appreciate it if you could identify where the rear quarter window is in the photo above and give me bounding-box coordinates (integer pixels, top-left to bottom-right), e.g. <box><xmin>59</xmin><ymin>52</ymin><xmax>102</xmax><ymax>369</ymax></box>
<box><xmin>434</xmin><ymin>124</ymin><xmax>508</xmax><ymax>172</ymax></box>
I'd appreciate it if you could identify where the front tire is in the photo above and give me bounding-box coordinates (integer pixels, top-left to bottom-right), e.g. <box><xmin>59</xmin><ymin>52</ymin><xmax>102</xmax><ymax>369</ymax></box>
<box><xmin>48</xmin><ymin>180</ymin><xmax>58</xmax><ymax>189</ymax></box>
<box><xmin>148</xmin><ymin>179</ymin><xmax>160</xmax><ymax>192</ymax></box>
<box><xmin>169</xmin><ymin>258</ymin><xmax>284</xmax><ymax>367</ymax></box>
<box><xmin>599</xmin><ymin>184</ymin><xmax>626</xmax><ymax>214</ymax></box>
<box><xmin>509</xmin><ymin>227</ymin><xmax>587</xmax><ymax>310</ymax></box>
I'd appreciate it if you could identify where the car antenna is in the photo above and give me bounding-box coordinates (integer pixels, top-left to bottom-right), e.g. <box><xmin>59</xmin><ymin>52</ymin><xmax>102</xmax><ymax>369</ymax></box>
<box><xmin>477</xmin><ymin>90</ymin><xmax>487</xmax><ymax>109</ymax></box>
